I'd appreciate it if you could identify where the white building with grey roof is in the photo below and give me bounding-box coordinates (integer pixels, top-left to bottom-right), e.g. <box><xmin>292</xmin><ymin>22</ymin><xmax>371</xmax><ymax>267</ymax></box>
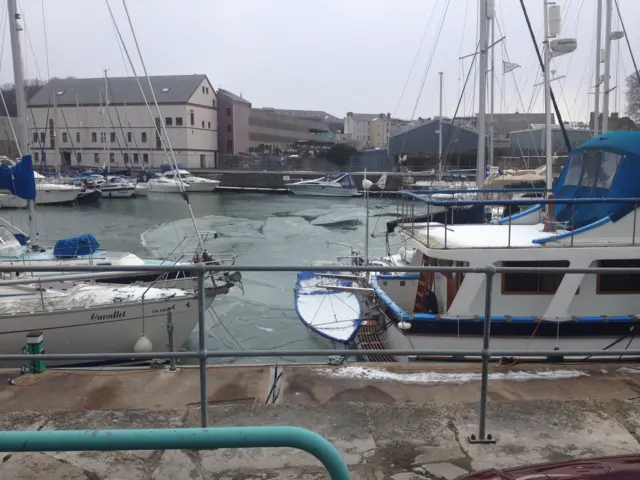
<box><xmin>27</xmin><ymin>74</ymin><xmax>218</xmax><ymax>169</ymax></box>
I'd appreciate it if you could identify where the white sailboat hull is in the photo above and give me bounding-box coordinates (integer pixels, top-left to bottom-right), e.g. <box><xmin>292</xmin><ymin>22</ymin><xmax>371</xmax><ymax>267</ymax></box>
<box><xmin>134</xmin><ymin>183</ymin><xmax>149</xmax><ymax>197</ymax></box>
<box><xmin>287</xmin><ymin>185</ymin><xmax>361</xmax><ymax>197</ymax></box>
<box><xmin>102</xmin><ymin>187</ymin><xmax>136</xmax><ymax>198</ymax></box>
<box><xmin>148</xmin><ymin>182</ymin><xmax>184</xmax><ymax>193</ymax></box>
<box><xmin>0</xmin><ymin>189</ymin><xmax>80</xmax><ymax>207</ymax></box>
<box><xmin>0</xmin><ymin>295</ymin><xmax>198</xmax><ymax>365</ymax></box>
<box><xmin>184</xmin><ymin>181</ymin><xmax>219</xmax><ymax>192</ymax></box>
<box><xmin>383</xmin><ymin>324</ymin><xmax>640</xmax><ymax>361</ymax></box>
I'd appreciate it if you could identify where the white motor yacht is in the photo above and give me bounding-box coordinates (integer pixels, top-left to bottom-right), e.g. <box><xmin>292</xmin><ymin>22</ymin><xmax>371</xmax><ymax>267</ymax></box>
<box><xmin>162</xmin><ymin>169</ymin><xmax>219</xmax><ymax>192</ymax></box>
<box><xmin>286</xmin><ymin>173</ymin><xmax>362</xmax><ymax>197</ymax></box>
<box><xmin>148</xmin><ymin>175</ymin><xmax>189</xmax><ymax>194</ymax></box>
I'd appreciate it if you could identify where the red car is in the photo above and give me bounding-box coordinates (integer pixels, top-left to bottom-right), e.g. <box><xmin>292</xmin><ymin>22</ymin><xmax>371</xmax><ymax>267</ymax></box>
<box><xmin>457</xmin><ymin>454</ymin><xmax>640</xmax><ymax>479</ymax></box>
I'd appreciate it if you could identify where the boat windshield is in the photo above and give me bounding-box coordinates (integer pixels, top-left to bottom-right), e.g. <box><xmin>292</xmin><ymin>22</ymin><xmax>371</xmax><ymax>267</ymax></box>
<box><xmin>564</xmin><ymin>149</ymin><xmax>623</xmax><ymax>190</ymax></box>
<box><xmin>0</xmin><ymin>227</ymin><xmax>22</xmax><ymax>249</ymax></box>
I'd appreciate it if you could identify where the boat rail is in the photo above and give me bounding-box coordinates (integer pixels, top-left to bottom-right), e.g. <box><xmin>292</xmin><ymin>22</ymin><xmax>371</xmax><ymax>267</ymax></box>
<box><xmin>395</xmin><ymin>189</ymin><xmax>640</xmax><ymax>249</ymax></box>
<box><xmin>160</xmin><ymin>230</ymin><xmax>237</xmax><ymax>266</ymax></box>
<box><xmin>2</xmin><ymin>262</ymin><xmax>640</xmax><ymax>450</ymax></box>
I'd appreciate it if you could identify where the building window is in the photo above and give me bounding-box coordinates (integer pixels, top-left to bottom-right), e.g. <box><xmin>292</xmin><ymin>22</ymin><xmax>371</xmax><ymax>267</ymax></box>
<box><xmin>226</xmin><ymin>107</ymin><xmax>231</xmax><ymax>117</ymax></box>
<box><xmin>62</xmin><ymin>132</ymin><xmax>68</xmax><ymax>143</ymax></box>
<box><xmin>110</xmin><ymin>132</ymin><xmax>116</xmax><ymax>143</ymax></box>
<box><xmin>76</xmin><ymin>152</ymin><xmax>82</xmax><ymax>164</ymax></box>
<box><xmin>212</xmin><ymin>98</ymin><xmax>216</xmax><ymax>108</ymax></box>
<box><xmin>34</xmin><ymin>152</ymin><xmax>39</xmax><ymax>163</ymax></box>
<box><xmin>141</xmin><ymin>132</ymin><xmax>147</xmax><ymax>143</ymax></box>
<box><xmin>176</xmin><ymin>117</ymin><xmax>183</xmax><ymax>126</ymax></box>
<box><xmin>49</xmin><ymin>118</ymin><xmax>54</xmax><ymax>130</ymax></box>
<box><xmin>110</xmin><ymin>152</ymin><xmax>115</xmax><ymax>163</ymax></box>
<box><xmin>50</xmin><ymin>136</ymin><xmax>55</xmax><ymax>149</ymax></box>
<box><xmin>206</xmin><ymin>87</ymin><xmax>209</xmax><ymax>94</ymax></box>
<box><xmin>201</xmin><ymin>120</ymin><xmax>205</xmax><ymax>128</ymax></box>
<box><xmin>226</xmin><ymin>124</ymin><xmax>232</xmax><ymax>133</ymax></box>
<box><xmin>202</xmin><ymin>86</ymin><xmax>205</xmax><ymax>94</ymax></box>
<box><xmin>189</xmin><ymin>110</ymin><xmax>194</xmax><ymax>126</ymax></box>
<box><xmin>92</xmin><ymin>132</ymin><xmax>97</xmax><ymax>143</ymax></box>
<box><xmin>133</xmin><ymin>153</ymin><xmax>139</xmax><ymax>164</ymax></box>
<box><xmin>165</xmin><ymin>117</ymin><xmax>172</xmax><ymax>126</ymax></box>
<box><xmin>227</xmin><ymin>139</ymin><xmax>233</xmax><ymax>150</ymax></box>
<box><xmin>502</xmin><ymin>261</ymin><xmax>569</xmax><ymax>294</ymax></box>
<box><xmin>76</xmin><ymin>132</ymin><xmax>80</xmax><ymax>143</ymax></box>
<box><xmin>123</xmin><ymin>153</ymin><xmax>129</xmax><ymax>164</ymax></box>
<box><xmin>208</xmin><ymin>121</ymin><xmax>211</xmax><ymax>129</ymax></box>
<box><xmin>32</xmin><ymin>132</ymin><xmax>38</xmax><ymax>143</ymax></box>
<box><xmin>597</xmin><ymin>259</ymin><xmax>640</xmax><ymax>293</ymax></box>
<box><xmin>100</xmin><ymin>132</ymin><xmax>106</xmax><ymax>143</ymax></box>
<box><xmin>127</xmin><ymin>132</ymin><xmax>132</xmax><ymax>143</ymax></box>
<box><xmin>94</xmin><ymin>153</ymin><xmax>100</xmax><ymax>164</ymax></box>
<box><xmin>143</xmin><ymin>153</ymin><xmax>149</xmax><ymax>164</ymax></box>
<box><xmin>40</xmin><ymin>132</ymin><xmax>45</xmax><ymax>143</ymax></box>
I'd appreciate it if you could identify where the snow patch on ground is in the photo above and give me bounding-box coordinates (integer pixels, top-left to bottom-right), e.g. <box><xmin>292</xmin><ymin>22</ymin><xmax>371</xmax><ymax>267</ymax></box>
<box><xmin>318</xmin><ymin>366</ymin><xmax>588</xmax><ymax>385</ymax></box>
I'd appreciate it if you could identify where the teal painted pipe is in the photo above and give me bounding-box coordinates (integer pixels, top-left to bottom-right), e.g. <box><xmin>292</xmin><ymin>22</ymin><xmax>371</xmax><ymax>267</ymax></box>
<box><xmin>0</xmin><ymin>426</ymin><xmax>351</xmax><ymax>479</ymax></box>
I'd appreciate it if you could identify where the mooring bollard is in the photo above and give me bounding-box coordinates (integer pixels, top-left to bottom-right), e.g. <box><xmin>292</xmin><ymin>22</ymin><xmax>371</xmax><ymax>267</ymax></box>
<box><xmin>166</xmin><ymin>310</ymin><xmax>177</xmax><ymax>372</ymax></box>
<box><xmin>26</xmin><ymin>331</ymin><xmax>45</xmax><ymax>374</ymax></box>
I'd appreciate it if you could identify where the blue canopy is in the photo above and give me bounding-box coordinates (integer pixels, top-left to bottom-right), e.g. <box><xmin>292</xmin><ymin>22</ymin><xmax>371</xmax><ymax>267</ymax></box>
<box><xmin>53</xmin><ymin>234</ymin><xmax>100</xmax><ymax>258</ymax></box>
<box><xmin>554</xmin><ymin>131</ymin><xmax>640</xmax><ymax>228</ymax></box>
<box><xmin>0</xmin><ymin>155</ymin><xmax>36</xmax><ymax>200</ymax></box>
<box><xmin>161</xmin><ymin>163</ymin><xmax>184</xmax><ymax>172</ymax></box>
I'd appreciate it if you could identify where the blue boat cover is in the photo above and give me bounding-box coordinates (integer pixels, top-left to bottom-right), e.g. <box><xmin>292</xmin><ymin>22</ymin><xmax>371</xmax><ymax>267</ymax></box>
<box><xmin>0</xmin><ymin>155</ymin><xmax>36</xmax><ymax>200</ymax></box>
<box><xmin>53</xmin><ymin>234</ymin><xmax>100</xmax><ymax>258</ymax></box>
<box><xmin>161</xmin><ymin>163</ymin><xmax>184</xmax><ymax>172</ymax></box>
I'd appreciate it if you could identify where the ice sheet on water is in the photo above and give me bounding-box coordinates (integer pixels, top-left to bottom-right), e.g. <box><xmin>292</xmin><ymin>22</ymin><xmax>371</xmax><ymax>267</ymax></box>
<box><xmin>318</xmin><ymin>366</ymin><xmax>588</xmax><ymax>384</ymax></box>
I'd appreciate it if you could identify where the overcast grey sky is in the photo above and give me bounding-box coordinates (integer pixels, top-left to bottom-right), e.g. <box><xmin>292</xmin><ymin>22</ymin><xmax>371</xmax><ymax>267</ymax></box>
<box><xmin>4</xmin><ymin>0</ymin><xmax>640</xmax><ymax>123</ymax></box>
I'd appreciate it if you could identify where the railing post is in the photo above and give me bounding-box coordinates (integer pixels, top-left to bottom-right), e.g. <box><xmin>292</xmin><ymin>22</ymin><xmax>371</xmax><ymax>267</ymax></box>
<box><xmin>633</xmin><ymin>205</ymin><xmax>637</xmax><ymax>245</ymax></box>
<box><xmin>507</xmin><ymin>211</ymin><xmax>512</xmax><ymax>248</ymax></box>
<box><xmin>166</xmin><ymin>310</ymin><xmax>177</xmax><ymax>372</ymax></box>
<box><xmin>197</xmin><ymin>269</ymin><xmax>208</xmax><ymax>427</ymax></box>
<box><xmin>469</xmin><ymin>266</ymin><xmax>496</xmax><ymax>444</ymax></box>
<box><xmin>571</xmin><ymin>203</ymin><xmax>576</xmax><ymax>247</ymax></box>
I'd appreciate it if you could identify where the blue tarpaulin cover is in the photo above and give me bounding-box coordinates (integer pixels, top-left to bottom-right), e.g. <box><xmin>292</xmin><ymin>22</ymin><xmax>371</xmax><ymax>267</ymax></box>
<box><xmin>0</xmin><ymin>155</ymin><xmax>36</xmax><ymax>200</ymax></box>
<box><xmin>160</xmin><ymin>163</ymin><xmax>184</xmax><ymax>172</ymax></box>
<box><xmin>53</xmin><ymin>234</ymin><xmax>100</xmax><ymax>258</ymax></box>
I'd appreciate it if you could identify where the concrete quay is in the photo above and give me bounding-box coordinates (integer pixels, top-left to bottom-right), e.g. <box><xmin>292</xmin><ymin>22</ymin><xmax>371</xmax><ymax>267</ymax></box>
<box><xmin>1</xmin><ymin>362</ymin><xmax>640</xmax><ymax>479</ymax></box>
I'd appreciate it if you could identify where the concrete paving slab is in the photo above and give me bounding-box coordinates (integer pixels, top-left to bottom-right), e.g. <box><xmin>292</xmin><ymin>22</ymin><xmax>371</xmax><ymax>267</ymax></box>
<box><xmin>0</xmin><ymin>363</ymin><xmax>639</xmax><ymax>478</ymax></box>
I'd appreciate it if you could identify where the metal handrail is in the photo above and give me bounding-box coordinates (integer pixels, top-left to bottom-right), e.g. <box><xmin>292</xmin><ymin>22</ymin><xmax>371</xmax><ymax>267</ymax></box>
<box><xmin>4</xmin><ymin>261</ymin><xmax>640</xmax><ymax>446</ymax></box>
<box><xmin>0</xmin><ymin>426</ymin><xmax>351</xmax><ymax>480</ymax></box>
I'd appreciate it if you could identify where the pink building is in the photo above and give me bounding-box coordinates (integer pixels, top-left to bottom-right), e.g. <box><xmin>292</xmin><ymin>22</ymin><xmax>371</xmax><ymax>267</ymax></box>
<box><xmin>217</xmin><ymin>89</ymin><xmax>251</xmax><ymax>155</ymax></box>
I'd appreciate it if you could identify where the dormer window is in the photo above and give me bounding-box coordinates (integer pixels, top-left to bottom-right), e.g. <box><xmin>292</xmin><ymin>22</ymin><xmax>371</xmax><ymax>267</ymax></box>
<box><xmin>161</xmin><ymin>87</ymin><xmax>170</xmax><ymax>93</ymax></box>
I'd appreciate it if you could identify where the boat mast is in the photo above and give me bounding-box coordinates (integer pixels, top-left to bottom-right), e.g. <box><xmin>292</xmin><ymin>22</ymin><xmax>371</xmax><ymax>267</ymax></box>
<box><xmin>8</xmin><ymin>0</ymin><xmax>37</xmax><ymax>244</ymax></box>
<box><xmin>543</xmin><ymin>0</ymin><xmax>553</xmax><ymax>231</ymax></box>
<box><xmin>75</xmin><ymin>91</ymin><xmax>82</xmax><ymax>165</ymax></box>
<box><xmin>593</xmin><ymin>0</ymin><xmax>603</xmax><ymax>137</ymax></box>
<box><xmin>476</xmin><ymin>0</ymin><xmax>489</xmax><ymax>189</ymax></box>
<box><xmin>438</xmin><ymin>71</ymin><xmax>443</xmax><ymax>180</ymax></box>
<box><xmin>601</xmin><ymin>0</ymin><xmax>612</xmax><ymax>133</ymax></box>
<box><xmin>104</xmin><ymin>69</ymin><xmax>109</xmax><ymax>172</ymax></box>
<box><xmin>488</xmin><ymin>2</ymin><xmax>495</xmax><ymax>170</ymax></box>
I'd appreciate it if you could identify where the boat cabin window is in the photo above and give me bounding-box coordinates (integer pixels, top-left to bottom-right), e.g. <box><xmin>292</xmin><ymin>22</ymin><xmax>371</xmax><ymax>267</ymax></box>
<box><xmin>564</xmin><ymin>150</ymin><xmax>623</xmax><ymax>189</ymax></box>
<box><xmin>0</xmin><ymin>227</ymin><xmax>21</xmax><ymax>248</ymax></box>
<box><xmin>597</xmin><ymin>259</ymin><xmax>640</xmax><ymax>294</ymax></box>
<box><xmin>502</xmin><ymin>261</ymin><xmax>568</xmax><ymax>295</ymax></box>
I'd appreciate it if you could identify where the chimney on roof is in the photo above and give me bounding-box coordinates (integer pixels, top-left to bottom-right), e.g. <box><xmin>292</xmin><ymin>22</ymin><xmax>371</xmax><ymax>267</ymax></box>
<box><xmin>347</xmin><ymin>112</ymin><xmax>353</xmax><ymax>117</ymax></box>
<box><xmin>387</xmin><ymin>113</ymin><xmax>390</xmax><ymax>119</ymax></box>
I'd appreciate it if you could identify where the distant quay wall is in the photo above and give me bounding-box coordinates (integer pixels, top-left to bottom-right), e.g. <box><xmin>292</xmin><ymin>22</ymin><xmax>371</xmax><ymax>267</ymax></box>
<box><xmin>191</xmin><ymin>170</ymin><xmax>412</xmax><ymax>191</ymax></box>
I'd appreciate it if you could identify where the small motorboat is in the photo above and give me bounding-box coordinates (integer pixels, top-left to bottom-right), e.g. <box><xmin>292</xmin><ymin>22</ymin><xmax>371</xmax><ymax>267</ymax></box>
<box><xmin>286</xmin><ymin>173</ymin><xmax>362</xmax><ymax>197</ymax></box>
<box><xmin>294</xmin><ymin>270</ymin><xmax>363</xmax><ymax>344</ymax></box>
